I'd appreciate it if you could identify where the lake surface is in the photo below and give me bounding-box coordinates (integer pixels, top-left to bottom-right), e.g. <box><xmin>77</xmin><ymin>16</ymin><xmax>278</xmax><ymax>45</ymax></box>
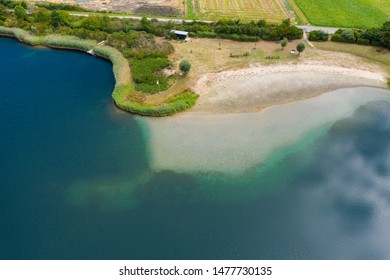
<box><xmin>1</xmin><ymin>37</ymin><xmax>390</xmax><ymax>260</ymax></box>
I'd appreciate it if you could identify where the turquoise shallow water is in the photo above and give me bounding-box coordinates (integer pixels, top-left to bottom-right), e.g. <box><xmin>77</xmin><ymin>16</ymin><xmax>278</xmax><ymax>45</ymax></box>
<box><xmin>1</xmin><ymin>37</ymin><xmax>390</xmax><ymax>259</ymax></box>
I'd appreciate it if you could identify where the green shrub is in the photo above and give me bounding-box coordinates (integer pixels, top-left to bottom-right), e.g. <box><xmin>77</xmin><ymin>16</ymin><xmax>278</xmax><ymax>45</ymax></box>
<box><xmin>308</xmin><ymin>30</ymin><xmax>329</xmax><ymax>41</ymax></box>
<box><xmin>281</xmin><ymin>37</ymin><xmax>288</xmax><ymax>48</ymax></box>
<box><xmin>130</xmin><ymin>57</ymin><xmax>171</xmax><ymax>92</ymax></box>
<box><xmin>196</xmin><ymin>31</ymin><xmax>217</xmax><ymax>38</ymax></box>
<box><xmin>217</xmin><ymin>33</ymin><xmax>259</xmax><ymax>42</ymax></box>
<box><xmin>356</xmin><ymin>38</ymin><xmax>370</xmax><ymax>45</ymax></box>
<box><xmin>331</xmin><ymin>33</ymin><xmax>350</xmax><ymax>43</ymax></box>
<box><xmin>341</xmin><ymin>29</ymin><xmax>356</xmax><ymax>42</ymax></box>
<box><xmin>297</xmin><ymin>42</ymin><xmax>305</xmax><ymax>55</ymax></box>
<box><xmin>135</xmin><ymin>76</ymin><xmax>175</xmax><ymax>94</ymax></box>
<box><xmin>179</xmin><ymin>59</ymin><xmax>191</xmax><ymax>75</ymax></box>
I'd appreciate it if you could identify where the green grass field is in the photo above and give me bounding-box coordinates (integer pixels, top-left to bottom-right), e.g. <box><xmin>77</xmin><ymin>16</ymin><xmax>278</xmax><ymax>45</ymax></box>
<box><xmin>293</xmin><ymin>0</ymin><xmax>390</xmax><ymax>28</ymax></box>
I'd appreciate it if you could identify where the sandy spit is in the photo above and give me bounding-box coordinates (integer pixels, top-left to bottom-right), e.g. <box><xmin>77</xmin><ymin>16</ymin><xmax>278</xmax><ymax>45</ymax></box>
<box><xmin>193</xmin><ymin>63</ymin><xmax>388</xmax><ymax>113</ymax></box>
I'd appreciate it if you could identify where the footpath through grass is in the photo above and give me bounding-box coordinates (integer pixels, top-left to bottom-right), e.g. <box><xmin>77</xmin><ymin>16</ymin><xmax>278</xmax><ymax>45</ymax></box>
<box><xmin>293</xmin><ymin>0</ymin><xmax>390</xmax><ymax>28</ymax></box>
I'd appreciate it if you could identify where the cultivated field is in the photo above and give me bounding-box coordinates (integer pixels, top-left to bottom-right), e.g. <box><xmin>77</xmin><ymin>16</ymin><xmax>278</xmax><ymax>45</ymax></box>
<box><xmin>293</xmin><ymin>0</ymin><xmax>390</xmax><ymax>28</ymax></box>
<box><xmin>187</xmin><ymin>0</ymin><xmax>291</xmax><ymax>22</ymax></box>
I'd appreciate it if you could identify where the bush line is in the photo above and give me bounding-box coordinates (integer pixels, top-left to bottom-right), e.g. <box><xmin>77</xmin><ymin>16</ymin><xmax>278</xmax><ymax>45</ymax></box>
<box><xmin>0</xmin><ymin>27</ymin><xmax>198</xmax><ymax>117</ymax></box>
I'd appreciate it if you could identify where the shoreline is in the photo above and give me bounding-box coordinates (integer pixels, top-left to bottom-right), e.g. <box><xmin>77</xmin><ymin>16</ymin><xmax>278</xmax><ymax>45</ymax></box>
<box><xmin>179</xmin><ymin>85</ymin><xmax>389</xmax><ymax>117</ymax></box>
<box><xmin>192</xmin><ymin>63</ymin><xmax>389</xmax><ymax>114</ymax></box>
<box><xmin>0</xmin><ymin>27</ymin><xmax>198</xmax><ymax>117</ymax></box>
<box><xmin>1</xmin><ymin>27</ymin><xmax>389</xmax><ymax>117</ymax></box>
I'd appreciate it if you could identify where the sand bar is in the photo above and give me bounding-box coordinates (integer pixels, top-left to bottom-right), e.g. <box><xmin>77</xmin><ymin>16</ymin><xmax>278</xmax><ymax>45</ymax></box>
<box><xmin>140</xmin><ymin>87</ymin><xmax>390</xmax><ymax>174</ymax></box>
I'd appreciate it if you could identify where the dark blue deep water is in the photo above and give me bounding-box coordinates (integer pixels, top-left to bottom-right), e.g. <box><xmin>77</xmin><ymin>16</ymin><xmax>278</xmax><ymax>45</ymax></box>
<box><xmin>1</xmin><ymin>37</ymin><xmax>390</xmax><ymax>259</ymax></box>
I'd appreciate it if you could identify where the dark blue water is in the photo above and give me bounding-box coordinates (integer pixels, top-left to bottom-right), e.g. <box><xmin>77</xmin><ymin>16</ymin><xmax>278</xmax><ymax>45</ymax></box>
<box><xmin>1</xmin><ymin>37</ymin><xmax>390</xmax><ymax>260</ymax></box>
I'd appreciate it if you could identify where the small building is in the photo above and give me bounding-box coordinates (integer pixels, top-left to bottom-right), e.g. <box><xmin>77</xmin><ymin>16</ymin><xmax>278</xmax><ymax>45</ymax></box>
<box><xmin>171</xmin><ymin>30</ymin><xmax>189</xmax><ymax>40</ymax></box>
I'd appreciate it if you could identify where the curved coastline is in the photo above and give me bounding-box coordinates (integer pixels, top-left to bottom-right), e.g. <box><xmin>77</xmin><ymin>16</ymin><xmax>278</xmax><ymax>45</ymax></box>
<box><xmin>1</xmin><ymin>27</ymin><xmax>389</xmax><ymax>117</ymax></box>
<box><xmin>0</xmin><ymin>26</ymin><xmax>198</xmax><ymax>117</ymax></box>
<box><xmin>193</xmin><ymin>63</ymin><xmax>389</xmax><ymax>113</ymax></box>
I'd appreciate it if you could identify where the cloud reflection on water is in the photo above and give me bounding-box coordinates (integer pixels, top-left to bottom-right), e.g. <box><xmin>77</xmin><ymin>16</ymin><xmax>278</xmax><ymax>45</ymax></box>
<box><xmin>298</xmin><ymin>101</ymin><xmax>390</xmax><ymax>259</ymax></box>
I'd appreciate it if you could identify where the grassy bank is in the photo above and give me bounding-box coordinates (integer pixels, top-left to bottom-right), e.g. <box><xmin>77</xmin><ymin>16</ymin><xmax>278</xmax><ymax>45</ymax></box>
<box><xmin>0</xmin><ymin>26</ymin><xmax>198</xmax><ymax>117</ymax></box>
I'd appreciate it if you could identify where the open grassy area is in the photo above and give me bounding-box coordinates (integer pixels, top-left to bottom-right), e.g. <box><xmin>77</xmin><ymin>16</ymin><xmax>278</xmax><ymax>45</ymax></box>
<box><xmin>315</xmin><ymin>41</ymin><xmax>390</xmax><ymax>70</ymax></box>
<box><xmin>186</xmin><ymin>0</ymin><xmax>290</xmax><ymax>22</ymax></box>
<box><xmin>293</xmin><ymin>0</ymin><xmax>390</xmax><ymax>28</ymax></box>
<box><xmin>146</xmin><ymin>38</ymin><xmax>307</xmax><ymax>104</ymax></box>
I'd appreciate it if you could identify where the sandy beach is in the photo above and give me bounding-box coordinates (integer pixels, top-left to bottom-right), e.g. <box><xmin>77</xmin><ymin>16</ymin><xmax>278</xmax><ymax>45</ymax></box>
<box><xmin>193</xmin><ymin>63</ymin><xmax>388</xmax><ymax>113</ymax></box>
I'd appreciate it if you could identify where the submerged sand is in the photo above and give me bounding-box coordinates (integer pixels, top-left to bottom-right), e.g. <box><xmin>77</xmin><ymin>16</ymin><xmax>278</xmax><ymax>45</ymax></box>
<box><xmin>193</xmin><ymin>64</ymin><xmax>388</xmax><ymax>113</ymax></box>
<box><xmin>140</xmin><ymin>87</ymin><xmax>390</xmax><ymax>174</ymax></box>
<box><xmin>141</xmin><ymin>60</ymin><xmax>390</xmax><ymax>174</ymax></box>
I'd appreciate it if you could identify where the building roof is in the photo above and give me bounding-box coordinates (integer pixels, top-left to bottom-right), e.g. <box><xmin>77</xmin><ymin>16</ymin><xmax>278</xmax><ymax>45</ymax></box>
<box><xmin>171</xmin><ymin>30</ymin><xmax>189</xmax><ymax>36</ymax></box>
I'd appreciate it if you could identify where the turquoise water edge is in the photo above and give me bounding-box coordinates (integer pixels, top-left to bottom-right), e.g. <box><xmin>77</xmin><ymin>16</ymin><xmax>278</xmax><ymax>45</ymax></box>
<box><xmin>1</xmin><ymin>37</ymin><xmax>390</xmax><ymax>259</ymax></box>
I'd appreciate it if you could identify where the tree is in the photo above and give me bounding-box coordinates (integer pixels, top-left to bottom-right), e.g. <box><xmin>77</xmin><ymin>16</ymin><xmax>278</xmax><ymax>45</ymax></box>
<box><xmin>309</xmin><ymin>30</ymin><xmax>329</xmax><ymax>41</ymax></box>
<box><xmin>14</xmin><ymin>4</ymin><xmax>27</xmax><ymax>20</ymax></box>
<box><xmin>297</xmin><ymin>42</ymin><xmax>305</xmax><ymax>55</ymax></box>
<box><xmin>179</xmin><ymin>59</ymin><xmax>191</xmax><ymax>75</ymax></box>
<box><xmin>281</xmin><ymin>37</ymin><xmax>288</xmax><ymax>49</ymax></box>
<box><xmin>281</xmin><ymin>18</ymin><xmax>291</xmax><ymax>26</ymax></box>
<box><xmin>341</xmin><ymin>29</ymin><xmax>355</xmax><ymax>42</ymax></box>
<box><xmin>141</xmin><ymin>16</ymin><xmax>148</xmax><ymax>25</ymax></box>
<box><xmin>361</xmin><ymin>28</ymin><xmax>381</xmax><ymax>44</ymax></box>
<box><xmin>51</xmin><ymin>10</ymin><xmax>61</xmax><ymax>28</ymax></box>
<box><xmin>257</xmin><ymin>19</ymin><xmax>266</xmax><ymax>27</ymax></box>
<box><xmin>51</xmin><ymin>10</ymin><xmax>69</xmax><ymax>28</ymax></box>
<box><xmin>20</xmin><ymin>1</ymin><xmax>28</xmax><ymax>9</ymax></box>
<box><xmin>0</xmin><ymin>4</ymin><xmax>7</xmax><ymax>23</ymax></box>
<box><xmin>34</xmin><ymin>7</ymin><xmax>51</xmax><ymax>24</ymax></box>
<box><xmin>380</xmin><ymin>21</ymin><xmax>390</xmax><ymax>48</ymax></box>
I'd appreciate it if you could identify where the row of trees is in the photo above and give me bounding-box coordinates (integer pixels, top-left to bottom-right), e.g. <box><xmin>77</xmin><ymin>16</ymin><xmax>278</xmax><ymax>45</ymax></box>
<box><xmin>135</xmin><ymin>17</ymin><xmax>302</xmax><ymax>42</ymax></box>
<box><xmin>168</xmin><ymin>18</ymin><xmax>303</xmax><ymax>42</ymax></box>
<box><xmin>331</xmin><ymin>21</ymin><xmax>390</xmax><ymax>49</ymax></box>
